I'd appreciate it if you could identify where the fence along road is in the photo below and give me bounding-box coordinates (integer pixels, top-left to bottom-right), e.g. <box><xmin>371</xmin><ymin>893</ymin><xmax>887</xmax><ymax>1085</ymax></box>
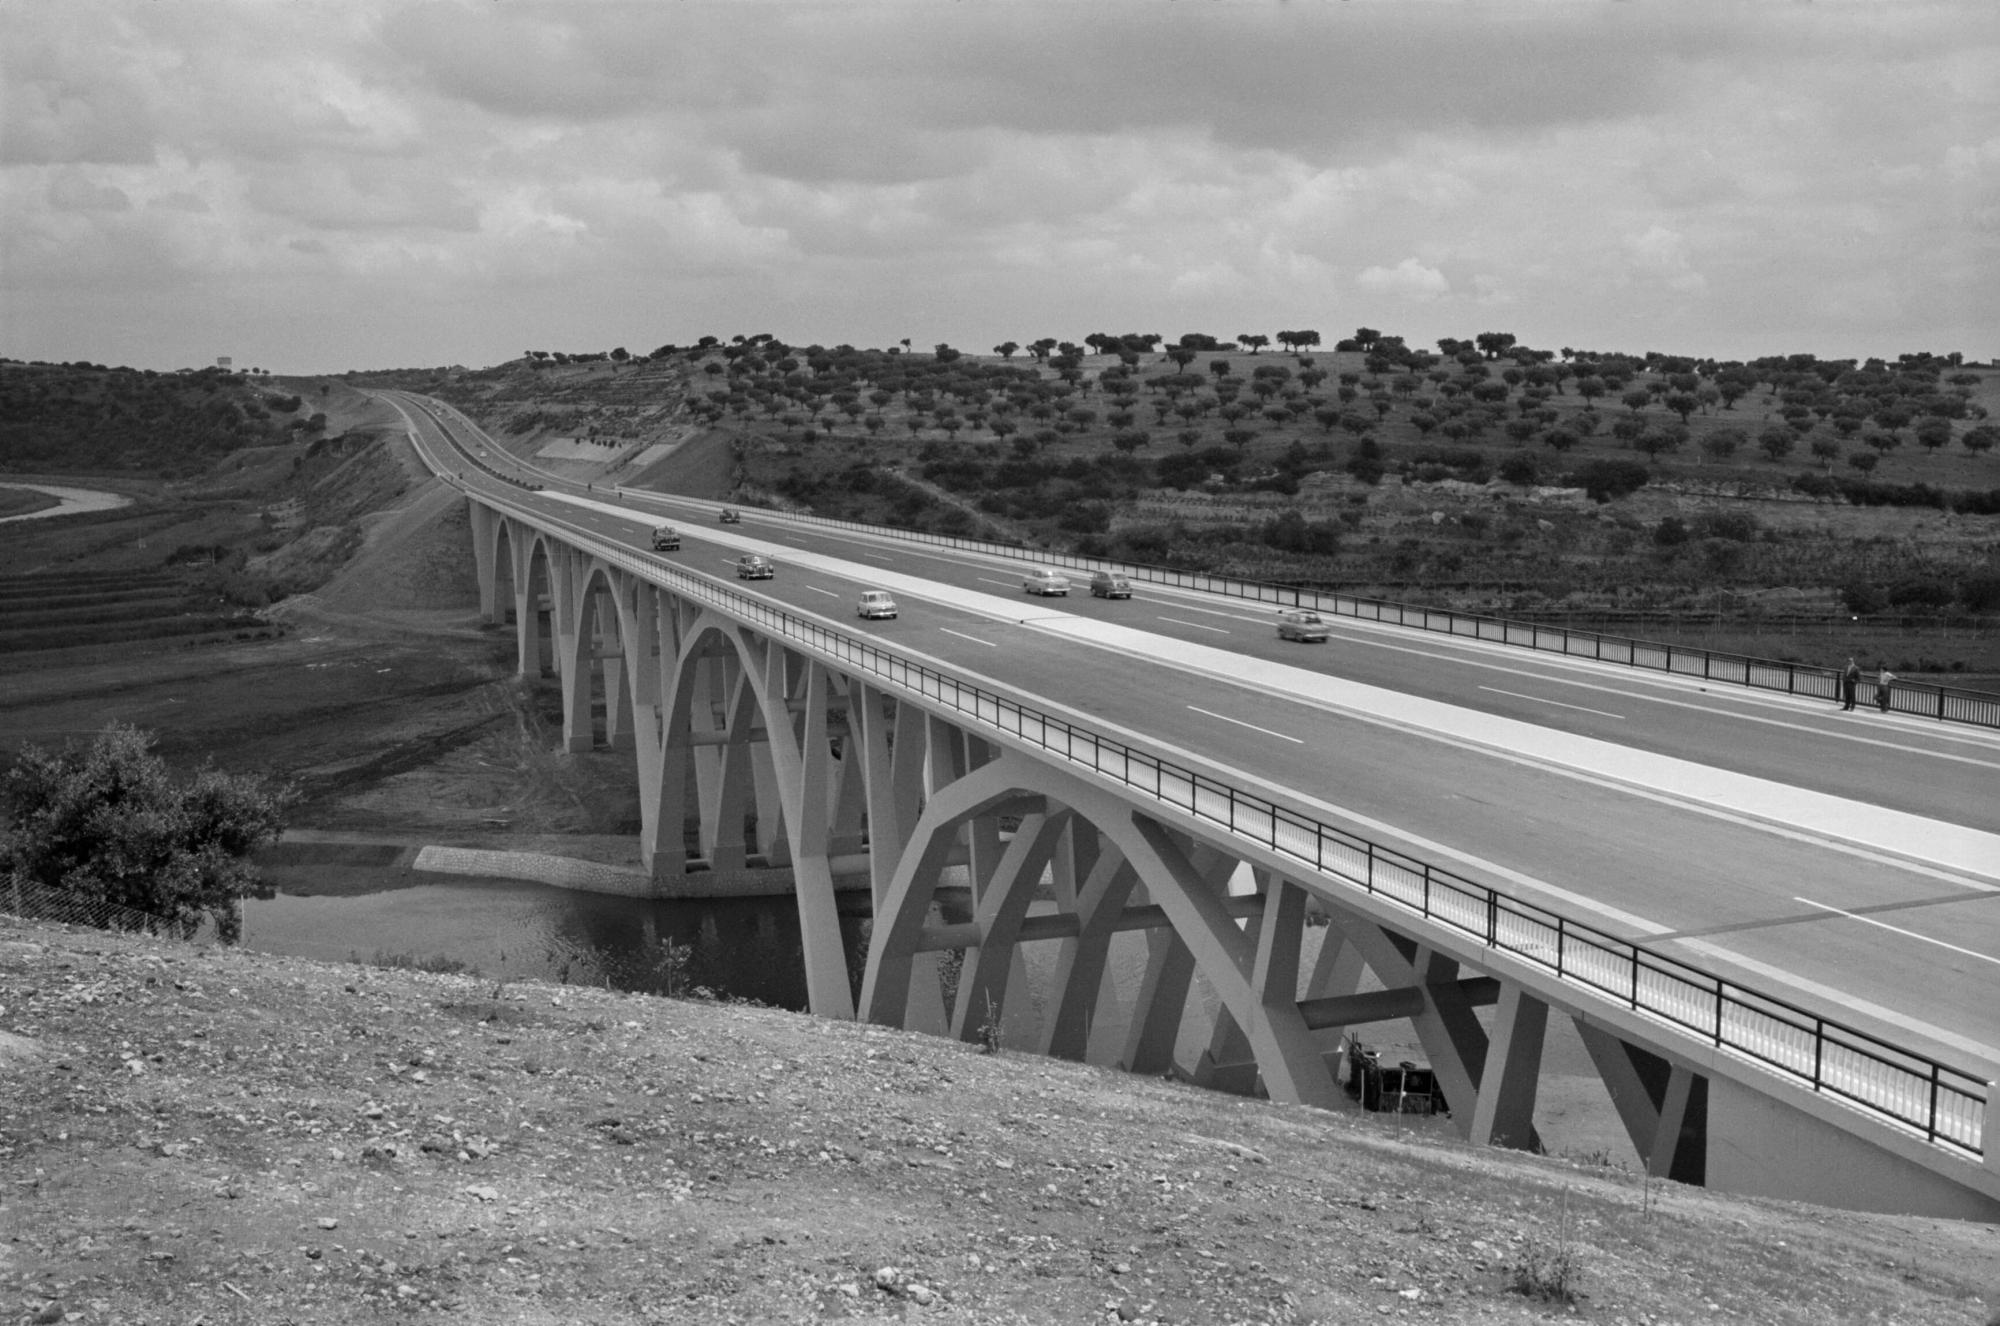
<box><xmin>389</xmin><ymin>393</ymin><xmax>1999</xmax><ymax>1189</ymax></box>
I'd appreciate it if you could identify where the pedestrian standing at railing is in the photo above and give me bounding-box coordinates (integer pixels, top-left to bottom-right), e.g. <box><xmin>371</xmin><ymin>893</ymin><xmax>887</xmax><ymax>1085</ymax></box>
<box><xmin>1876</xmin><ymin>665</ymin><xmax>1895</xmax><ymax>713</ymax></box>
<box><xmin>1840</xmin><ymin>657</ymin><xmax>1860</xmax><ymax>710</ymax></box>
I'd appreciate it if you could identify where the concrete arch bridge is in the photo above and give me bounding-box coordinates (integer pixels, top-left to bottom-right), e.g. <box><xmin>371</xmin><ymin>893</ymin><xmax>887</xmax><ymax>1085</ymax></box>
<box><xmin>462</xmin><ymin>491</ymin><xmax>1998</xmax><ymax>1223</ymax></box>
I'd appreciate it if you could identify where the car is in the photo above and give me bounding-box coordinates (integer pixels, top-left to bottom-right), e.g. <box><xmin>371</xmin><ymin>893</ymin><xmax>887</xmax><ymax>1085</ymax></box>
<box><xmin>1089</xmin><ymin>570</ymin><xmax>1132</xmax><ymax>599</ymax></box>
<box><xmin>734</xmin><ymin>554</ymin><xmax>774</xmax><ymax>580</ymax></box>
<box><xmin>1022</xmin><ymin>568</ymin><xmax>1071</xmax><ymax>596</ymax></box>
<box><xmin>650</xmin><ymin>526</ymin><xmax>681</xmax><ymax>551</ymax></box>
<box><xmin>719</xmin><ymin>508</ymin><xmax>742</xmax><ymax>524</ymax></box>
<box><xmin>1276</xmin><ymin>609</ymin><xmax>1329</xmax><ymax>643</ymax></box>
<box><xmin>856</xmin><ymin>590</ymin><xmax>898</xmax><ymax>619</ymax></box>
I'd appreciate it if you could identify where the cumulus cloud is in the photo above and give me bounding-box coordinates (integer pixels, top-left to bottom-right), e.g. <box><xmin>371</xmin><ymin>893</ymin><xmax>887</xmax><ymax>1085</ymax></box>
<box><xmin>1357</xmin><ymin>258</ymin><xmax>1449</xmax><ymax>299</ymax></box>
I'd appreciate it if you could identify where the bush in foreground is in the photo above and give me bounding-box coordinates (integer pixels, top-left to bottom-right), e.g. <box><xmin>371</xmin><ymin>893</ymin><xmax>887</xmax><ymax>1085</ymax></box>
<box><xmin>1</xmin><ymin>722</ymin><xmax>289</xmax><ymax>941</ymax></box>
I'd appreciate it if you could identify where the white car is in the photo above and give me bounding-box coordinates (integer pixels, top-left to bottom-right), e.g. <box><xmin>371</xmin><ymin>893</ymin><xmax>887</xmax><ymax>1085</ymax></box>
<box><xmin>1022</xmin><ymin>568</ymin><xmax>1071</xmax><ymax>596</ymax></box>
<box><xmin>1276</xmin><ymin>609</ymin><xmax>1329</xmax><ymax>643</ymax></box>
<box><xmin>857</xmin><ymin>590</ymin><xmax>898</xmax><ymax>620</ymax></box>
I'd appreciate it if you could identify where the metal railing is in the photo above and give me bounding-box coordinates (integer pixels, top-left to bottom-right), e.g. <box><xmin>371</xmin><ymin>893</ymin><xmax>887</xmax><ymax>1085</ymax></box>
<box><xmin>702</xmin><ymin>502</ymin><xmax>2000</xmax><ymax>731</ymax></box>
<box><xmin>469</xmin><ymin>486</ymin><xmax>1991</xmax><ymax>1162</ymax></box>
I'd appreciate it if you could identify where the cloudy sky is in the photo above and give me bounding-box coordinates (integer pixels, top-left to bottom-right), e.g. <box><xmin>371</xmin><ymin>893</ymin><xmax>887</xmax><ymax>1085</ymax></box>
<box><xmin>3</xmin><ymin>0</ymin><xmax>1996</xmax><ymax>374</ymax></box>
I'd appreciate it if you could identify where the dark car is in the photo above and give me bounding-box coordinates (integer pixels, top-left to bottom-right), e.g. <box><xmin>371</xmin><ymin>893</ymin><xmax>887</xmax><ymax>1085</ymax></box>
<box><xmin>734</xmin><ymin>554</ymin><xmax>774</xmax><ymax>580</ymax></box>
<box><xmin>650</xmin><ymin>526</ymin><xmax>681</xmax><ymax>551</ymax></box>
<box><xmin>719</xmin><ymin>508</ymin><xmax>742</xmax><ymax>524</ymax></box>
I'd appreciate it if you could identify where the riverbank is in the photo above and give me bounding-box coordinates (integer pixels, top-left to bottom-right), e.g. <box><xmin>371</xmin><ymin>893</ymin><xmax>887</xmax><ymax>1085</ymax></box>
<box><xmin>3</xmin><ymin>916</ymin><xmax>1995</xmax><ymax>1325</ymax></box>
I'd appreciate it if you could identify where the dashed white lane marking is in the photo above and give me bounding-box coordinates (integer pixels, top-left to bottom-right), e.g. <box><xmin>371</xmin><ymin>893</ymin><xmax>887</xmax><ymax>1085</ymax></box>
<box><xmin>940</xmin><ymin>628</ymin><xmax>997</xmax><ymax>648</ymax></box>
<box><xmin>1158</xmin><ymin>616</ymin><xmax>1230</xmax><ymax>634</ymax></box>
<box><xmin>1480</xmin><ymin>686</ymin><xmax>1625</xmax><ymax>721</ymax></box>
<box><xmin>1795</xmin><ymin>897</ymin><xmax>2000</xmax><ymax>969</ymax></box>
<box><xmin>805</xmin><ymin>585</ymin><xmax>839</xmax><ymax>597</ymax></box>
<box><xmin>1187</xmin><ymin>705</ymin><xmax>1304</xmax><ymax>744</ymax></box>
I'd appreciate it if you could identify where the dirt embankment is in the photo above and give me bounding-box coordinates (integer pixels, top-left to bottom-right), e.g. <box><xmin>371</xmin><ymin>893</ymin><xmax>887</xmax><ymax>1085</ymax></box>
<box><xmin>3</xmin><ymin>917</ymin><xmax>1996</xmax><ymax>1326</ymax></box>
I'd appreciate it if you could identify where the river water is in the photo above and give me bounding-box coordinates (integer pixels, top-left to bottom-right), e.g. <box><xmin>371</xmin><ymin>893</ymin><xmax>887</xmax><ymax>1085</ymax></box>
<box><xmin>242</xmin><ymin>869</ymin><xmax>871</xmax><ymax>1009</ymax></box>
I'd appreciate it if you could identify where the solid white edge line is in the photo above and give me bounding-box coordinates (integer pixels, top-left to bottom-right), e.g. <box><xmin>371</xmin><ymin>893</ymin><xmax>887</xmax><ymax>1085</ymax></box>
<box><xmin>1187</xmin><ymin>705</ymin><xmax>1304</xmax><ymax>744</ymax></box>
<box><xmin>1479</xmin><ymin>686</ymin><xmax>1626</xmax><ymax>720</ymax></box>
<box><xmin>1794</xmin><ymin>896</ymin><xmax>2000</xmax><ymax>969</ymax></box>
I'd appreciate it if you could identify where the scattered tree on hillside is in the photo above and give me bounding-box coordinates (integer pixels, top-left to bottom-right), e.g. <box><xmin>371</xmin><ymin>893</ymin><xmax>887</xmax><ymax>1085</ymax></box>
<box><xmin>1701</xmin><ymin>427</ymin><xmax>1745</xmax><ymax>463</ymax></box>
<box><xmin>1238</xmin><ymin>334</ymin><xmax>1270</xmax><ymax>355</ymax></box>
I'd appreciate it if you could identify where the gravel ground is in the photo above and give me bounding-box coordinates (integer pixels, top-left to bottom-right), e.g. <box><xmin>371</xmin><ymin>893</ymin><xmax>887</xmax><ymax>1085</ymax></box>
<box><xmin>3</xmin><ymin>918</ymin><xmax>1997</xmax><ymax>1326</ymax></box>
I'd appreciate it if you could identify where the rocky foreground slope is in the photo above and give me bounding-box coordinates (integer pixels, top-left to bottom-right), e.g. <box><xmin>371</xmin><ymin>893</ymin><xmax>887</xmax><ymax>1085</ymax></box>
<box><xmin>3</xmin><ymin>917</ymin><xmax>1996</xmax><ymax>1325</ymax></box>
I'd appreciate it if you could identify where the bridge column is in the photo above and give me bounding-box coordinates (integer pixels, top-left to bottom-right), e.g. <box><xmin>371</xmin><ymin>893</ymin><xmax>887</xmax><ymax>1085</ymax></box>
<box><xmin>647</xmin><ymin>605</ymin><xmax>722</xmax><ymax>883</ymax></box>
<box><xmin>597</xmin><ymin>579</ymin><xmax>633</xmax><ymax>752</ymax></box>
<box><xmin>750</xmin><ymin>650</ymin><xmax>854</xmax><ymax>1018</ymax></box>
<box><xmin>950</xmin><ymin>808</ymin><xmax>1067</xmax><ymax>1049</ymax></box>
<box><xmin>1122</xmin><ymin>921</ymin><xmax>1198</xmax><ymax>1076</ymax></box>
<box><xmin>1040</xmin><ymin>832</ymin><xmax>1138</xmax><ymax>1065</ymax></box>
<box><xmin>1576</xmin><ymin>1019</ymin><xmax>1706</xmax><ymax>1183</ymax></box>
<box><xmin>509</xmin><ymin>529</ymin><xmax>544</xmax><ymax>678</ymax></box>
<box><xmin>468</xmin><ymin>499</ymin><xmax>499</xmax><ymax>623</ymax></box>
<box><xmin>1469</xmin><ymin>984</ymin><xmax>1549</xmax><ymax>1152</ymax></box>
<box><xmin>551</xmin><ymin>549</ymin><xmax>591</xmax><ymax>753</ymax></box>
<box><xmin>611</xmin><ymin>580</ymin><xmax>668</xmax><ymax>880</ymax></box>
<box><xmin>852</xmin><ymin>684</ymin><xmax>945</xmax><ymax>1033</ymax></box>
<box><xmin>701</xmin><ymin>649</ymin><xmax>758</xmax><ymax>872</ymax></box>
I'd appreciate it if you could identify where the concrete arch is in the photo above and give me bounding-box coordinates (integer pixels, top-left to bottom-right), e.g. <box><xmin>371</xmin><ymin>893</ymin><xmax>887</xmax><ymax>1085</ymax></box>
<box><xmin>553</xmin><ymin>559</ymin><xmax>636</xmax><ymax>753</ymax></box>
<box><xmin>645</xmin><ymin>611</ymin><xmax>857</xmax><ymax>1019</ymax></box>
<box><xmin>857</xmin><ymin>750</ymin><xmax>1343</xmax><ymax>1109</ymax></box>
<box><xmin>474</xmin><ymin>510</ymin><xmax>557</xmax><ymax>679</ymax></box>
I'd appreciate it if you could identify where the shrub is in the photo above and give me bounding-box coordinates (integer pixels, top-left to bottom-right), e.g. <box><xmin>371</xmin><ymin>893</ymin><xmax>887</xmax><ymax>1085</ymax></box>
<box><xmin>1887</xmin><ymin>578</ymin><xmax>1955</xmax><ymax>610</ymax></box>
<box><xmin>1691</xmin><ymin>510</ymin><xmax>1759</xmax><ymax>541</ymax></box>
<box><xmin>1567</xmin><ymin>458</ymin><xmax>1650</xmax><ymax>503</ymax></box>
<box><xmin>1</xmin><ymin>723</ymin><xmax>290</xmax><ymax>942</ymax></box>
<box><xmin>1497</xmin><ymin>453</ymin><xmax>1539</xmax><ymax>486</ymax></box>
<box><xmin>1840</xmin><ymin>580</ymin><xmax>1889</xmax><ymax>614</ymax></box>
<box><xmin>1256</xmin><ymin>510</ymin><xmax>1342</xmax><ymax>555</ymax></box>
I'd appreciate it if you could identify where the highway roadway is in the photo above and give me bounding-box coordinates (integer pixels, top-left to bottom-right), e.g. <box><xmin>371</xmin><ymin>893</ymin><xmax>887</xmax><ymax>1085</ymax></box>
<box><xmin>387</xmin><ymin>394</ymin><xmax>2000</xmax><ymax>1077</ymax></box>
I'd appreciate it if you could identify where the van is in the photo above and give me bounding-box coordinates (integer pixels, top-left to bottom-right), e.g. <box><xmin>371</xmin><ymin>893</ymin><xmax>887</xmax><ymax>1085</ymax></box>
<box><xmin>1089</xmin><ymin>570</ymin><xmax>1132</xmax><ymax>599</ymax></box>
<box><xmin>1022</xmin><ymin>568</ymin><xmax>1071</xmax><ymax>596</ymax></box>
